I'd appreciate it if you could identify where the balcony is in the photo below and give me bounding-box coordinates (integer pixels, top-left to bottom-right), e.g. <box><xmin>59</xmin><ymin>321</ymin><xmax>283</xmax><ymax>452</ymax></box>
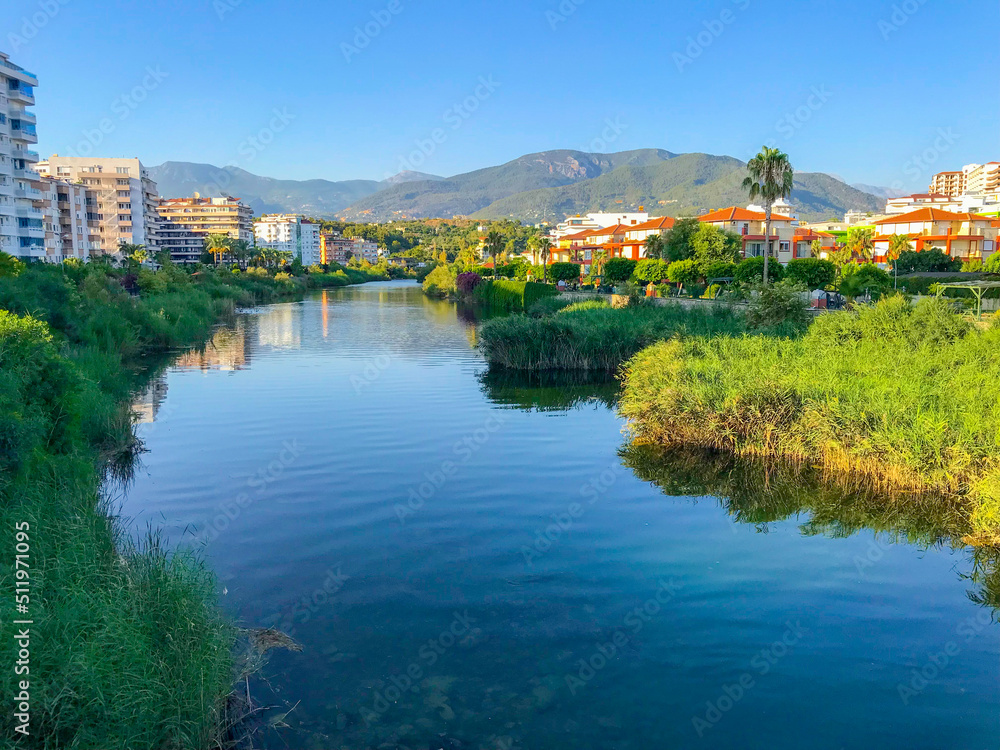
<box><xmin>13</xmin><ymin>167</ymin><xmax>40</xmax><ymax>181</ymax></box>
<box><xmin>14</xmin><ymin>187</ymin><xmax>41</xmax><ymax>199</ymax></box>
<box><xmin>7</xmin><ymin>86</ymin><xmax>35</xmax><ymax>106</ymax></box>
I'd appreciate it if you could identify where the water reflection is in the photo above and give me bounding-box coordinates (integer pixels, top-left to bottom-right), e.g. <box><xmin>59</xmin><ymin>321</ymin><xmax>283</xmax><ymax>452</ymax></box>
<box><xmin>478</xmin><ymin>369</ymin><xmax>620</xmax><ymax>412</ymax></box>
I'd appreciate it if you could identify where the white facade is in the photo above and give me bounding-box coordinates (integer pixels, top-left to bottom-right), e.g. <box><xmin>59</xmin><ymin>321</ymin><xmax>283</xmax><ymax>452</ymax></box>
<box><xmin>0</xmin><ymin>52</ymin><xmax>42</xmax><ymax>260</ymax></box>
<box><xmin>39</xmin><ymin>177</ymin><xmax>92</xmax><ymax>261</ymax></box>
<box><xmin>254</xmin><ymin>215</ymin><xmax>321</xmax><ymax>265</ymax></box>
<box><xmin>36</xmin><ymin>156</ymin><xmax>160</xmax><ymax>254</ymax></box>
<box><xmin>554</xmin><ymin>211</ymin><xmax>649</xmax><ymax>240</ymax></box>
<box><xmin>353</xmin><ymin>238</ymin><xmax>379</xmax><ymax>263</ymax></box>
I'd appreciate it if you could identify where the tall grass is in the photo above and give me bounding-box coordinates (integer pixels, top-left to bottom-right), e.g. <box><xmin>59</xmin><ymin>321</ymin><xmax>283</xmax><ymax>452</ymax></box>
<box><xmin>619</xmin><ymin>296</ymin><xmax>1000</xmax><ymax>543</ymax></box>
<box><xmin>0</xmin><ymin>261</ymin><xmax>379</xmax><ymax>747</ymax></box>
<box><xmin>478</xmin><ymin>302</ymin><xmax>799</xmax><ymax>371</ymax></box>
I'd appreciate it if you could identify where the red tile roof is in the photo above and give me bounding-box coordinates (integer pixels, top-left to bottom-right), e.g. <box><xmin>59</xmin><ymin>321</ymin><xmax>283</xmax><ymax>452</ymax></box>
<box><xmin>699</xmin><ymin>207</ymin><xmax>795</xmax><ymax>223</ymax></box>
<box><xmin>628</xmin><ymin>216</ymin><xmax>676</xmax><ymax>232</ymax></box>
<box><xmin>874</xmin><ymin>208</ymin><xmax>993</xmax><ymax>224</ymax></box>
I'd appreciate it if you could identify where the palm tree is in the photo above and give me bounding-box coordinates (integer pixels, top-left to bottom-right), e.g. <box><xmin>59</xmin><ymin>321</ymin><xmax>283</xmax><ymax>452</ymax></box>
<box><xmin>887</xmin><ymin>234</ymin><xmax>912</xmax><ymax>288</ymax></box>
<box><xmin>539</xmin><ymin>237</ymin><xmax>553</xmax><ymax>283</ymax></box>
<box><xmin>742</xmin><ymin>146</ymin><xmax>795</xmax><ymax>284</ymax></box>
<box><xmin>205</xmin><ymin>233</ymin><xmax>232</xmax><ymax>267</ymax></box>
<box><xmin>229</xmin><ymin>239</ymin><xmax>253</xmax><ymax>270</ymax></box>
<box><xmin>846</xmin><ymin>227</ymin><xmax>875</xmax><ymax>263</ymax></box>
<box><xmin>645</xmin><ymin>234</ymin><xmax>664</xmax><ymax>259</ymax></box>
<box><xmin>527</xmin><ymin>235</ymin><xmax>540</xmax><ymax>267</ymax></box>
<box><xmin>483</xmin><ymin>230</ymin><xmax>504</xmax><ymax>277</ymax></box>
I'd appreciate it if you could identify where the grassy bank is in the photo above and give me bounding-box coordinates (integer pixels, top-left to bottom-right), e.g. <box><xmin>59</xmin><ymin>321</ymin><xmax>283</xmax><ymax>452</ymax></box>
<box><xmin>477</xmin><ymin>302</ymin><xmax>801</xmax><ymax>371</ymax></box>
<box><xmin>0</xmin><ymin>260</ymin><xmax>380</xmax><ymax>747</ymax></box>
<box><xmin>619</xmin><ymin>296</ymin><xmax>1000</xmax><ymax>544</ymax></box>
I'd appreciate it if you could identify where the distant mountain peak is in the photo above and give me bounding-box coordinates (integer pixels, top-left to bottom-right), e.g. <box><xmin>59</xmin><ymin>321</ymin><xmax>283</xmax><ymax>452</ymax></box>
<box><xmin>381</xmin><ymin>170</ymin><xmax>444</xmax><ymax>185</ymax></box>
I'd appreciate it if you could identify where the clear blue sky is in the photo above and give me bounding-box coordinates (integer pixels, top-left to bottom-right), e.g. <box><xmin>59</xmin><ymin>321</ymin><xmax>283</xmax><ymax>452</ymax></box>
<box><xmin>7</xmin><ymin>0</ymin><xmax>997</xmax><ymax>190</ymax></box>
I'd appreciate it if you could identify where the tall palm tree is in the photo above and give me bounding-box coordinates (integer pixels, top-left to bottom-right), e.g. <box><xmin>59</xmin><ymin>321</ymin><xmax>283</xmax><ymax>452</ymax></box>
<box><xmin>742</xmin><ymin>146</ymin><xmax>795</xmax><ymax>284</ymax></box>
<box><xmin>484</xmin><ymin>230</ymin><xmax>504</xmax><ymax>277</ymax></box>
<box><xmin>230</xmin><ymin>239</ymin><xmax>253</xmax><ymax>270</ymax></box>
<box><xmin>846</xmin><ymin>227</ymin><xmax>875</xmax><ymax>263</ymax></box>
<box><xmin>887</xmin><ymin>234</ymin><xmax>912</xmax><ymax>288</ymax></box>
<box><xmin>205</xmin><ymin>233</ymin><xmax>232</xmax><ymax>267</ymax></box>
<box><xmin>539</xmin><ymin>237</ymin><xmax>553</xmax><ymax>283</ymax></box>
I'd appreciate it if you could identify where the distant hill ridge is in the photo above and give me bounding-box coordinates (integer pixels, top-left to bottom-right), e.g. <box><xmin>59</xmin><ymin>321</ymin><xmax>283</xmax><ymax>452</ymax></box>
<box><xmin>149</xmin><ymin>149</ymin><xmax>884</xmax><ymax>223</ymax></box>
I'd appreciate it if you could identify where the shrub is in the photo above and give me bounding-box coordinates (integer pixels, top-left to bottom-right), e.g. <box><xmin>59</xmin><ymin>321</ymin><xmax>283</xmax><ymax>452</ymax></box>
<box><xmin>785</xmin><ymin>258</ymin><xmax>836</xmax><ymax>290</ymax></box>
<box><xmin>604</xmin><ymin>258</ymin><xmax>637</xmax><ymax>284</ymax></box>
<box><xmin>746</xmin><ymin>280</ymin><xmax>811</xmax><ymax>330</ymax></box>
<box><xmin>734</xmin><ymin>256</ymin><xmax>785</xmax><ymax>284</ymax></box>
<box><xmin>962</xmin><ymin>259</ymin><xmax>983</xmax><ymax>273</ymax></box>
<box><xmin>839</xmin><ymin>263</ymin><xmax>892</xmax><ymax>300</ymax></box>
<box><xmin>549</xmin><ymin>262</ymin><xmax>582</xmax><ymax>284</ymax></box>
<box><xmin>667</xmin><ymin>259</ymin><xmax>700</xmax><ymax>285</ymax></box>
<box><xmin>421</xmin><ymin>264</ymin><xmax>456</xmax><ymax>298</ymax></box>
<box><xmin>528</xmin><ymin>296</ymin><xmax>574</xmax><ymax>317</ymax></box>
<box><xmin>559</xmin><ymin>300</ymin><xmax>610</xmax><ymax>313</ymax></box>
<box><xmin>456</xmin><ymin>272</ymin><xmax>483</xmax><ymax>295</ymax></box>
<box><xmin>983</xmin><ymin>254</ymin><xmax>1000</xmax><ymax>274</ymax></box>
<box><xmin>702</xmin><ymin>261</ymin><xmax>738</xmax><ymax>281</ymax></box>
<box><xmin>0</xmin><ymin>251</ymin><xmax>25</xmax><ymax>278</ymax></box>
<box><xmin>473</xmin><ymin>279</ymin><xmax>557</xmax><ymax>311</ymax></box>
<box><xmin>692</xmin><ymin>224</ymin><xmax>742</xmax><ymax>274</ymax></box>
<box><xmin>895</xmin><ymin>248</ymin><xmax>962</xmax><ymax>274</ymax></box>
<box><xmin>634</xmin><ymin>259</ymin><xmax>670</xmax><ymax>283</ymax></box>
<box><xmin>274</xmin><ymin>272</ymin><xmax>293</xmax><ymax>281</ymax></box>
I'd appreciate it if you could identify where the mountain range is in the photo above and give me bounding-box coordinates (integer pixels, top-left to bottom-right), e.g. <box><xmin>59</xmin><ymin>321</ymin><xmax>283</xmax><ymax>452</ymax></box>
<box><xmin>149</xmin><ymin>149</ymin><xmax>887</xmax><ymax>224</ymax></box>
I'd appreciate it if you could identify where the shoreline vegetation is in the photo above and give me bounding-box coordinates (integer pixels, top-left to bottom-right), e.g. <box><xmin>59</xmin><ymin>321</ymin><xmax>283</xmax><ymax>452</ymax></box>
<box><xmin>0</xmin><ymin>256</ymin><xmax>383</xmax><ymax>748</ymax></box>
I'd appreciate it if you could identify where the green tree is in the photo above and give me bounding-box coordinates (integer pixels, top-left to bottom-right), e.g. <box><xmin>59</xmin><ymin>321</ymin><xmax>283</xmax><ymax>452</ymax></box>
<box><xmin>734</xmin><ymin>256</ymin><xmax>786</xmax><ymax>285</ymax></box>
<box><xmin>845</xmin><ymin>227</ymin><xmax>875</xmax><ymax>263</ymax></box>
<box><xmin>887</xmin><ymin>234</ymin><xmax>912</xmax><ymax>272</ymax></box>
<box><xmin>0</xmin><ymin>251</ymin><xmax>25</xmax><ymax>278</ymax></box>
<box><xmin>742</xmin><ymin>146</ymin><xmax>795</xmax><ymax>284</ymax></box>
<box><xmin>204</xmin><ymin>234</ymin><xmax>232</xmax><ymax>267</ymax></box>
<box><xmin>785</xmin><ymin>258</ymin><xmax>836</xmax><ymax>289</ymax></box>
<box><xmin>692</xmin><ymin>224</ymin><xmax>742</xmax><ymax>275</ymax></box>
<box><xmin>549</xmin><ymin>262</ymin><xmax>581</xmax><ymax>284</ymax></box>
<box><xmin>634</xmin><ymin>259</ymin><xmax>670</xmax><ymax>283</ymax></box>
<box><xmin>662</xmin><ymin>217</ymin><xmax>700</xmax><ymax>262</ymax></box>
<box><xmin>229</xmin><ymin>239</ymin><xmax>254</xmax><ymax>270</ymax></box>
<box><xmin>483</xmin><ymin>230</ymin><xmax>504</xmax><ymax>277</ymax></box>
<box><xmin>839</xmin><ymin>263</ymin><xmax>892</xmax><ymax>301</ymax></box>
<box><xmin>539</xmin><ymin>237</ymin><xmax>553</xmax><ymax>283</ymax></box>
<box><xmin>667</xmin><ymin>259</ymin><xmax>700</xmax><ymax>290</ymax></box>
<box><xmin>604</xmin><ymin>258</ymin><xmax>637</xmax><ymax>284</ymax></box>
<box><xmin>644</xmin><ymin>234</ymin><xmax>664</xmax><ymax>260</ymax></box>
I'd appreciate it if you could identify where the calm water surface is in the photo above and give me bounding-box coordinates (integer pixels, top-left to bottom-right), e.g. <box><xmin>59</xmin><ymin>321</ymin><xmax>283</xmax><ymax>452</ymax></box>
<box><xmin>123</xmin><ymin>281</ymin><xmax>999</xmax><ymax>749</ymax></box>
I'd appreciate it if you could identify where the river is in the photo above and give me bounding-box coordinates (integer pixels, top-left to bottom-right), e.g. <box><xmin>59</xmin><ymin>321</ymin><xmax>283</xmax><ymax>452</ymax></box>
<box><xmin>123</xmin><ymin>280</ymin><xmax>999</xmax><ymax>749</ymax></box>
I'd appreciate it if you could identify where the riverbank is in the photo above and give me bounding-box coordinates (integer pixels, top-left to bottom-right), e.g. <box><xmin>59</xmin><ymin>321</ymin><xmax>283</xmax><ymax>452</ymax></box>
<box><xmin>0</xmin><ymin>260</ymin><xmax>382</xmax><ymax>747</ymax></box>
<box><xmin>477</xmin><ymin>300</ymin><xmax>801</xmax><ymax>371</ymax></box>
<box><xmin>619</xmin><ymin>296</ymin><xmax>1000</xmax><ymax>545</ymax></box>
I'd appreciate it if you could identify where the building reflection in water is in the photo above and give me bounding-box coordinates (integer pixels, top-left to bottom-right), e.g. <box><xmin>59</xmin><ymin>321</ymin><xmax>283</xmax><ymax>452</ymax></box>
<box><xmin>256</xmin><ymin>304</ymin><xmax>301</xmax><ymax>350</ymax></box>
<box><xmin>131</xmin><ymin>374</ymin><xmax>168</xmax><ymax>424</ymax></box>
<box><xmin>175</xmin><ymin>324</ymin><xmax>250</xmax><ymax>372</ymax></box>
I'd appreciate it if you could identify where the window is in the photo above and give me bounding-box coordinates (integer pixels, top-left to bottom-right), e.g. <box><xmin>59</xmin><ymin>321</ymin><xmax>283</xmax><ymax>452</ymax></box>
<box><xmin>118</xmin><ymin>204</ymin><xmax>131</xmax><ymax>210</ymax></box>
<box><xmin>116</xmin><ymin>167</ymin><xmax>129</xmax><ymax>174</ymax></box>
<box><xmin>117</xmin><ymin>179</ymin><xmax>129</xmax><ymax>186</ymax></box>
<box><xmin>779</xmin><ymin>241</ymin><xmax>790</xmax><ymax>254</ymax></box>
<box><xmin>117</xmin><ymin>190</ymin><xmax>130</xmax><ymax>197</ymax></box>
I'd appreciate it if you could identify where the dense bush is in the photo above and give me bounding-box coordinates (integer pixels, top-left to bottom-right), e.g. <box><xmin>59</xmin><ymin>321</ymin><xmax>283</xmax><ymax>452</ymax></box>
<box><xmin>702</xmin><ymin>261</ymin><xmax>738</xmax><ymax>281</ymax></box>
<box><xmin>456</xmin><ymin>272</ymin><xmax>483</xmax><ymax>295</ymax></box>
<box><xmin>473</xmin><ymin>279</ymin><xmax>557</xmax><ymax>311</ymax></box>
<box><xmin>984</xmin><ymin>254</ymin><xmax>1000</xmax><ymax>274</ymax></box>
<box><xmin>619</xmin><ymin>296</ymin><xmax>1000</xmax><ymax>542</ymax></box>
<box><xmin>785</xmin><ymin>258</ymin><xmax>836</xmax><ymax>290</ymax></box>
<box><xmin>421</xmin><ymin>264</ymin><xmax>456</xmax><ymax>298</ymax></box>
<box><xmin>839</xmin><ymin>263</ymin><xmax>892</xmax><ymax>300</ymax></box>
<box><xmin>604</xmin><ymin>258</ymin><xmax>637</xmax><ymax>283</ymax></box>
<box><xmin>692</xmin><ymin>224</ymin><xmax>742</xmax><ymax>274</ymax></box>
<box><xmin>667</xmin><ymin>259</ymin><xmax>700</xmax><ymax>285</ymax></box>
<box><xmin>895</xmin><ymin>248</ymin><xmax>962</xmax><ymax>274</ymax></box>
<box><xmin>634</xmin><ymin>259</ymin><xmax>670</xmax><ymax>283</ymax></box>
<box><xmin>733</xmin><ymin>256</ymin><xmax>785</xmax><ymax>284</ymax></box>
<box><xmin>746</xmin><ymin>280</ymin><xmax>811</xmax><ymax>330</ymax></box>
<box><xmin>549</xmin><ymin>262</ymin><xmax>582</xmax><ymax>283</ymax></box>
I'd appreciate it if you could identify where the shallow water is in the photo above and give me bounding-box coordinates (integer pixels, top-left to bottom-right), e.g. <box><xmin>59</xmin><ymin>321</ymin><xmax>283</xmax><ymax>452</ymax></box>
<box><xmin>124</xmin><ymin>281</ymin><xmax>999</xmax><ymax>749</ymax></box>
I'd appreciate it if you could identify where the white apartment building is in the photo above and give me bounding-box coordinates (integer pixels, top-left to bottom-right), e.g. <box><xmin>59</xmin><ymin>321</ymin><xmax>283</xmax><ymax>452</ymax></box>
<box><xmin>0</xmin><ymin>52</ymin><xmax>44</xmax><ymax>261</ymax></box>
<box><xmin>254</xmin><ymin>215</ymin><xmax>321</xmax><ymax>265</ymax></box>
<box><xmin>353</xmin><ymin>238</ymin><xmax>379</xmax><ymax>263</ymax></box>
<box><xmin>39</xmin><ymin>177</ymin><xmax>93</xmax><ymax>261</ymax></box>
<box><xmin>553</xmin><ymin>211</ymin><xmax>649</xmax><ymax>240</ymax></box>
<box><xmin>36</xmin><ymin>156</ymin><xmax>160</xmax><ymax>255</ymax></box>
<box><xmin>965</xmin><ymin>162</ymin><xmax>1000</xmax><ymax>196</ymax></box>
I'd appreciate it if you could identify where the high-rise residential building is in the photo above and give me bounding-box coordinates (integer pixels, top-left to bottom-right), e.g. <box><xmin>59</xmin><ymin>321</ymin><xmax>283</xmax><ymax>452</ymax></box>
<box><xmin>0</xmin><ymin>52</ymin><xmax>44</xmax><ymax>260</ymax></box>
<box><xmin>156</xmin><ymin>221</ymin><xmax>204</xmax><ymax>264</ymax></box>
<box><xmin>965</xmin><ymin>162</ymin><xmax>1000</xmax><ymax>196</ymax></box>
<box><xmin>36</xmin><ymin>156</ymin><xmax>160</xmax><ymax>255</ymax></box>
<box><xmin>254</xmin><ymin>215</ymin><xmax>320</xmax><ymax>265</ymax></box>
<box><xmin>929</xmin><ymin>170</ymin><xmax>966</xmax><ymax>198</ymax></box>
<box><xmin>156</xmin><ymin>193</ymin><xmax>253</xmax><ymax>243</ymax></box>
<box><xmin>39</xmin><ymin>177</ymin><xmax>95</xmax><ymax>261</ymax></box>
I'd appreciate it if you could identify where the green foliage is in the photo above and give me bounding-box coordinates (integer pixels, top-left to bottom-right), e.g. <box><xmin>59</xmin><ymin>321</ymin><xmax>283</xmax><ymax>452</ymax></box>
<box><xmin>667</xmin><ymin>259</ymin><xmax>701</xmax><ymax>285</ymax></box>
<box><xmin>619</xmin><ymin>296</ymin><xmax>1000</xmax><ymax>541</ymax></box>
<box><xmin>962</xmin><ymin>259</ymin><xmax>983</xmax><ymax>273</ymax></box>
<box><xmin>421</xmin><ymin>264</ymin><xmax>457</xmax><ymax>298</ymax></box>
<box><xmin>839</xmin><ymin>263</ymin><xmax>892</xmax><ymax>300</ymax></box>
<box><xmin>746</xmin><ymin>280</ymin><xmax>811</xmax><ymax>330</ymax></box>
<box><xmin>785</xmin><ymin>258</ymin><xmax>836</xmax><ymax>289</ymax></box>
<box><xmin>895</xmin><ymin>248</ymin><xmax>962</xmax><ymax>274</ymax></box>
<box><xmin>548</xmin><ymin>262</ymin><xmax>582</xmax><ymax>283</ymax></box>
<box><xmin>473</xmin><ymin>279</ymin><xmax>557</xmax><ymax>311</ymax></box>
<box><xmin>983</xmin><ymin>253</ymin><xmax>1000</xmax><ymax>274</ymax></box>
<box><xmin>559</xmin><ymin>300</ymin><xmax>610</xmax><ymax>313</ymax></box>
<box><xmin>692</xmin><ymin>224</ymin><xmax>742</xmax><ymax>275</ymax></box>
<box><xmin>0</xmin><ymin>251</ymin><xmax>26</xmax><ymax>278</ymax></box>
<box><xmin>633</xmin><ymin>259</ymin><xmax>670</xmax><ymax>283</ymax></box>
<box><xmin>604</xmin><ymin>258</ymin><xmax>637</xmax><ymax>284</ymax></box>
<box><xmin>662</xmin><ymin>217</ymin><xmax>701</xmax><ymax>262</ymax></box>
<box><xmin>702</xmin><ymin>261</ymin><xmax>738</xmax><ymax>281</ymax></box>
<box><xmin>734</xmin><ymin>256</ymin><xmax>785</xmax><ymax>284</ymax></box>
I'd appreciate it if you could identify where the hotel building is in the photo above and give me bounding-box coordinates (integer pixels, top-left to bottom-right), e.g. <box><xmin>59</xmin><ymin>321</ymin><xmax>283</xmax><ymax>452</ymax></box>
<box><xmin>36</xmin><ymin>156</ymin><xmax>160</xmax><ymax>255</ymax></box>
<box><xmin>0</xmin><ymin>52</ymin><xmax>44</xmax><ymax>260</ymax></box>
<box><xmin>156</xmin><ymin>193</ymin><xmax>253</xmax><ymax>243</ymax></box>
<box><xmin>254</xmin><ymin>214</ymin><xmax>321</xmax><ymax>265</ymax></box>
